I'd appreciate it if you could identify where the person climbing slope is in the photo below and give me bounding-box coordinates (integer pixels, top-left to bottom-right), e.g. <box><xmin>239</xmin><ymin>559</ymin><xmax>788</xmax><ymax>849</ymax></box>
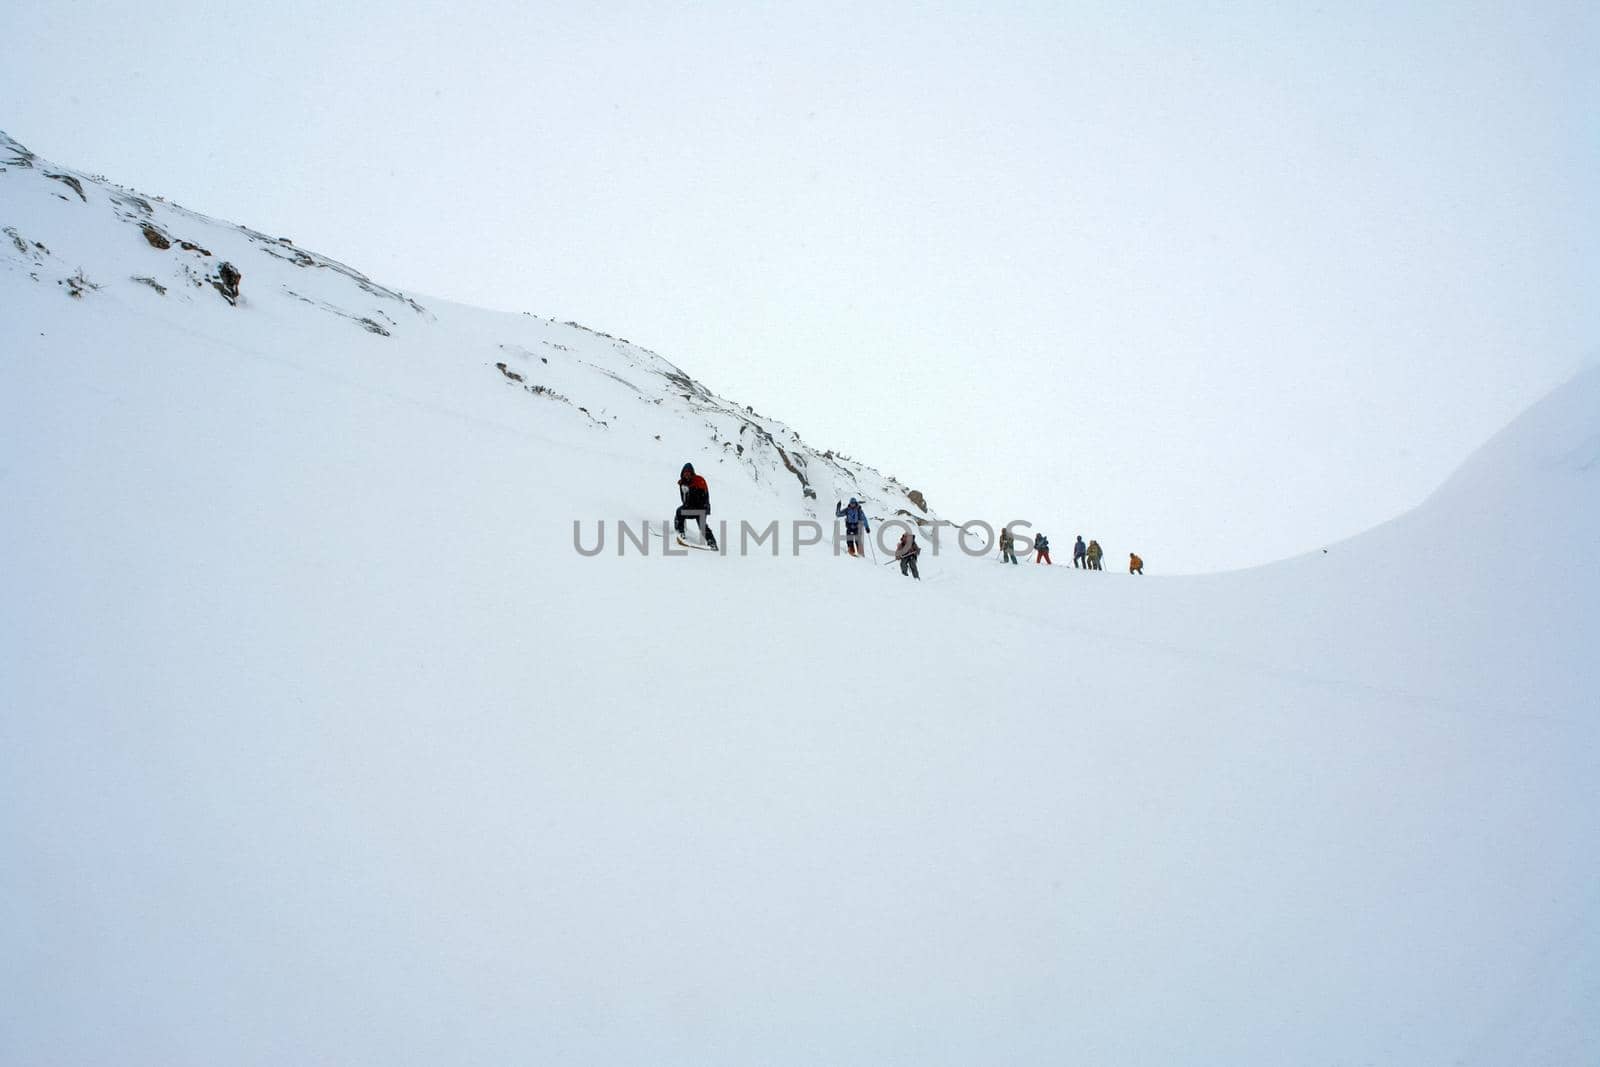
<box><xmin>836</xmin><ymin>497</ymin><xmax>870</xmax><ymax>558</ymax></box>
<box><xmin>999</xmin><ymin>526</ymin><xmax>1019</xmax><ymax>565</ymax></box>
<box><xmin>1086</xmin><ymin>539</ymin><xmax>1103</xmax><ymax>570</ymax></box>
<box><xmin>1035</xmin><ymin>533</ymin><xmax>1052</xmax><ymax>564</ymax></box>
<box><xmin>675</xmin><ymin>462</ymin><xmax>718</xmax><ymax>549</ymax></box>
<box><xmin>1073</xmin><ymin>535</ymin><xmax>1088</xmax><ymax>569</ymax></box>
<box><xmin>894</xmin><ymin>529</ymin><xmax>921</xmax><ymax>580</ymax></box>
<box><xmin>1129</xmin><ymin>552</ymin><xmax>1144</xmax><ymax>575</ymax></box>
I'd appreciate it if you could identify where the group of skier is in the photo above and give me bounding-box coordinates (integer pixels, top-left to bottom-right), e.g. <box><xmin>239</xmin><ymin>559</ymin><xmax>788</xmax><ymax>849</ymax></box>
<box><xmin>1003</xmin><ymin>531</ymin><xmax>1142</xmax><ymax>573</ymax></box>
<box><xmin>835</xmin><ymin>496</ymin><xmax>919</xmax><ymax>579</ymax></box>
<box><xmin>1083</xmin><ymin>537</ymin><xmax>1142</xmax><ymax>574</ymax></box>
<box><xmin>1001</xmin><ymin>530</ymin><xmax>1071</xmax><ymax>566</ymax></box>
<box><xmin>673</xmin><ymin>464</ymin><xmax>1136</xmax><ymax>579</ymax></box>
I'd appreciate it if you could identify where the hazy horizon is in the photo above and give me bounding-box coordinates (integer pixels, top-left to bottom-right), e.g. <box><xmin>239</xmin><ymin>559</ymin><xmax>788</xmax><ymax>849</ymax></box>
<box><xmin>5</xmin><ymin>0</ymin><xmax>1594</xmax><ymax>570</ymax></box>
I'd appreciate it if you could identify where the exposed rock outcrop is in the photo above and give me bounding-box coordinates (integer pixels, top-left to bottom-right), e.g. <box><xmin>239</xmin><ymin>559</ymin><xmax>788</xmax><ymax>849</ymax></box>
<box><xmin>45</xmin><ymin>172</ymin><xmax>86</xmax><ymax>201</ymax></box>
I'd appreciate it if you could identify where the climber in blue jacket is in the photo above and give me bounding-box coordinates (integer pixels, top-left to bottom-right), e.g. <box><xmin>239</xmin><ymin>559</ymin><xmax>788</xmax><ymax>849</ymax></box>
<box><xmin>835</xmin><ymin>497</ymin><xmax>870</xmax><ymax>558</ymax></box>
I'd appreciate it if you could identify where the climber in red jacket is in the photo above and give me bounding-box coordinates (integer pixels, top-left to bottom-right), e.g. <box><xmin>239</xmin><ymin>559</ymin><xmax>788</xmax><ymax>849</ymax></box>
<box><xmin>674</xmin><ymin>463</ymin><xmax>718</xmax><ymax>549</ymax></box>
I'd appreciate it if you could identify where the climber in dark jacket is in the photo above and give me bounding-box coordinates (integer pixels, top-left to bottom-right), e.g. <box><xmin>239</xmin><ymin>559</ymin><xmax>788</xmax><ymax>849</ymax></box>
<box><xmin>1074</xmin><ymin>536</ymin><xmax>1088</xmax><ymax>568</ymax></box>
<box><xmin>675</xmin><ymin>463</ymin><xmax>717</xmax><ymax>548</ymax></box>
<box><xmin>836</xmin><ymin>497</ymin><xmax>870</xmax><ymax>558</ymax></box>
<box><xmin>895</xmin><ymin>530</ymin><xmax>921</xmax><ymax>580</ymax></box>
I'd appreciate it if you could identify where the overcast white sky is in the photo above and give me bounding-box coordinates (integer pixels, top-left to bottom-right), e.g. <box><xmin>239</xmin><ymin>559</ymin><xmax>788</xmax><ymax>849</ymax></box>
<box><xmin>5</xmin><ymin>1</ymin><xmax>1595</xmax><ymax>570</ymax></box>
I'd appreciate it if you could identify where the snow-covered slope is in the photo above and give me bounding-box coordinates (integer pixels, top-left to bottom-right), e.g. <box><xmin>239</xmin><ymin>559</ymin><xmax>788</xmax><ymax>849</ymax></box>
<box><xmin>0</xmin><ymin>130</ymin><xmax>934</xmax><ymax>531</ymax></box>
<box><xmin>3</xmin><ymin>133</ymin><xmax>1597</xmax><ymax>1066</ymax></box>
<box><xmin>1125</xmin><ymin>361</ymin><xmax>1600</xmax><ymax>719</ymax></box>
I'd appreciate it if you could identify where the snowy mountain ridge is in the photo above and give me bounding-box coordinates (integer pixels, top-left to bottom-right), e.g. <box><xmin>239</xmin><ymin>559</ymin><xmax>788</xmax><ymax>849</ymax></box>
<box><xmin>0</xmin><ymin>129</ymin><xmax>935</xmax><ymax>530</ymax></box>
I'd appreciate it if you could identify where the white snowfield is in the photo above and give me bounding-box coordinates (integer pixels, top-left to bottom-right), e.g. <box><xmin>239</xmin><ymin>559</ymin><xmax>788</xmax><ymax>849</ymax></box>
<box><xmin>3</xmin><ymin>132</ymin><xmax>1597</xmax><ymax>1066</ymax></box>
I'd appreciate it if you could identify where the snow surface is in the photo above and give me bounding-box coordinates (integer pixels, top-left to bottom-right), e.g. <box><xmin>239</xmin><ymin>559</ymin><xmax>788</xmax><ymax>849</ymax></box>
<box><xmin>3</xmin><ymin>133</ymin><xmax>1598</xmax><ymax>1065</ymax></box>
